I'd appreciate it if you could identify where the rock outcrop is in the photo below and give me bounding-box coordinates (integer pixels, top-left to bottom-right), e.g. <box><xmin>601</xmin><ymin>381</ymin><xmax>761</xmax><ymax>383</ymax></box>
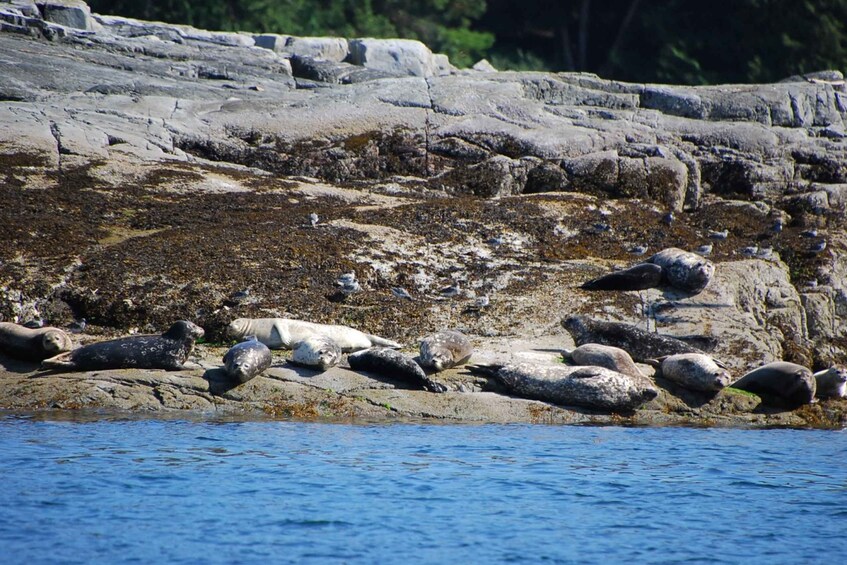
<box><xmin>1</xmin><ymin>2</ymin><xmax>846</xmax><ymax>426</ymax></box>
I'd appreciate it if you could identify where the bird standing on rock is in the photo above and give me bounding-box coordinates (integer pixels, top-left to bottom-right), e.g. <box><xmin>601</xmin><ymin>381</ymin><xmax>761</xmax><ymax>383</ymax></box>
<box><xmin>708</xmin><ymin>229</ymin><xmax>729</xmax><ymax>240</ymax></box>
<box><xmin>439</xmin><ymin>285</ymin><xmax>461</xmax><ymax>299</ymax></box>
<box><xmin>309</xmin><ymin>213</ymin><xmax>319</xmax><ymax>227</ymax></box>
<box><xmin>695</xmin><ymin>244</ymin><xmax>713</xmax><ymax>256</ymax></box>
<box><xmin>391</xmin><ymin>287</ymin><xmax>414</xmax><ymax>301</ymax></box>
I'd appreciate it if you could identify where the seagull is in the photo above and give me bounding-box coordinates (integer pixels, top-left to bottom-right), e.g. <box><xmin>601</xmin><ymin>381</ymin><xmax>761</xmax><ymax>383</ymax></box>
<box><xmin>591</xmin><ymin>222</ymin><xmax>612</xmax><ymax>233</ymax></box>
<box><xmin>22</xmin><ymin>319</ymin><xmax>44</xmax><ymax>329</ymax></box>
<box><xmin>661</xmin><ymin>212</ymin><xmax>674</xmax><ymax>226</ymax></box>
<box><xmin>336</xmin><ymin>272</ymin><xmax>357</xmax><ymax>286</ymax></box>
<box><xmin>391</xmin><ymin>287</ymin><xmax>414</xmax><ymax>301</ymax></box>
<box><xmin>629</xmin><ymin>245</ymin><xmax>648</xmax><ymax>256</ymax></box>
<box><xmin>695</xmin><ymin>244</ymin><xmax>713</xmax><ymax>256</ymax></box>
<box><xmin>756</xmin><ymin>246</ymin><xmax>774</xmax><ymax>259</ymax></box>
<box><xmin>309</xmin><ymin>213</ymin><xmax>319</xmax><ymax>227</ymax></box>
<box><xmin>474</xmin><ymin>295</ymin><xmax>490</xmax><ymax>309</ymax></box>
<box><xmin>740</xmin><ymin>245</ymin><xmax>758</xmax><ymax>257</ymax></box>
<box><xmin>800</xmin><ymin>228</ymin><xmax>819</xmax><ymax>238</ymax></box>
<box><xmin>338</xmin><ymin>280</ymin><xmax>361</xmax><ymax>296</ymax></box>
<box><xmin>708</xmin><ymin>229</ymin><xmax>729</xmax><ymax>240</ymax></box>
<box><xmin>439</xmin><ymin>284</ymin><xmax>461</xmax><ymax>299</ymax></box>
<box><xmin>810</xmin><ymin>240</ymin><xmax>827</xmax><ymax>254</ymax></box>
<box><xmin>487</xmin><ymin>235</ymin><xmax>505</xmax><ymax>247</ymax></box>
<box><xmin>771</xmin><ymin>219</ymin><xmax>784</xmax><ymax>233</ymax></box>
<box><xmin>228</xmin><ymin>289</ymin><xmax>251</xmax><ymax>304</ymax></box>
<box><xmin>69</xmin><ymin>318</ymin><xmax>87</xmax><ymax>334</ymax></box>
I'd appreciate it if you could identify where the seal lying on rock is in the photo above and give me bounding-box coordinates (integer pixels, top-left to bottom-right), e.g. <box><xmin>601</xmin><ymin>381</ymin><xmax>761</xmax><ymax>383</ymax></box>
<box><xmin>227</xmin><ymin>318</ymin><xmax>400</xmax><ymax>352</ymax></box>
<box><xmin>289</xmin><ymin>335</ymin><xmax>342</xmax><ymax>371</ymax></box>
<box><xmin>562</xmin><ymin>316</ymin><xmax>705</xmax><ymax>362</ymax></box>
<box><xmin>813</xmin><ymin>366</ymin><xmax>847</xmax><ymax>399</ymax></box>
<box><xmin>580</xmin><ymin>248</ymin><xmax>714</xmax><ymax>294</ymax></box>
<box><xmin>648</xmin><ymin>353</ymin><xmax>732</xmax><ymax>392</ymax></box>
<box><xmin>730</xmin><ymin>361</ymin><xmax>816</xmax><ymax>407</ymax></box>
<box><xmin>419</xmin><ymin>330</ymin><xmax>473</xmax><ymax>372</ymax></box>
<box><xmin>562</xmin><ymin>343</ymin><xmax>645</xmax><ymax>380</ymax></box>
<box><xmin>41</xmin><ymin>321</ymin><xmax>204</xmax><ymax>372</ymax></box>
<box><xmin>647</xmin><ymin>247</ymin><xmax>715</xmax><ymax>294</ymax></box>
<box><xmin>580</xmin><ymin>263</ymin><xmax>664</xmax><ymax>291</ymax></box>
<box><xmin>475</xmin><ymin>362</ymin><xmax>658</xmax><ymax>412</ymax></box>
<box><xmin>223</xmin><ymin>335</ymin><xmax>272</xmax><ymax>384</ymax></box>
<box><xmin>348</xmin><ymin>347</ymin><xmax>447</xmax><ymax>393</ymax></box>
<box><xmin>0</xmin><ymin>322</ymin><xmax>73</xmax><ymax>361</ymax></box>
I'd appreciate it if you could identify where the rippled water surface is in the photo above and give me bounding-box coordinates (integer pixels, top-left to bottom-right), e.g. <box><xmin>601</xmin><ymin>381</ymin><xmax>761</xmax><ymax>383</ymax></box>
<box><xmin>2</xmin><ymin>415</ymin><xmax>845</xmax><ymax>564</ymax></box>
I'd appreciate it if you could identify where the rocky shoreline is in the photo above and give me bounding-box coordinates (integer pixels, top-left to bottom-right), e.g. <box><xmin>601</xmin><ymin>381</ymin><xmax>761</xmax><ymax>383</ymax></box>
<box><xmin>1</xmin><ymin>2</ymin><xmax>847</xmax><ymax>427</ymax></box>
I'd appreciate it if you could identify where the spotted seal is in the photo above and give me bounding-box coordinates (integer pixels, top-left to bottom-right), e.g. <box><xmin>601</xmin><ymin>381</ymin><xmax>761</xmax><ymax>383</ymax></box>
<box><xmin>562</xmin><ymin>316</ymin><xmax>705</xmax><ymax>362</ymax></box>
<box><xmin>289</xmin><ymin>335</ymin><xmax>342</xmax><ymax>371</ymax></box>
<box><xmin>227</xmin><ymin>318</ymin><xmax>400</xmax><ymax>352</ymax></box>
<box><xmin>0</xmin><ymin>322</ymin><xmax>73</xmax><ymax>361</ymax></box>
<box><xmin>580</xmin><ymin>263</ymin><xmax>664</xmax><ymax>291</ymax></box>
<box><xmin>646</xmin><ymin>247</ymin><xmax>715</xmax><ymax>294</ymax></box>
<box><xmin>650</xmin><ymin>353</ymin><xmax>732</xmax><ymax>392</ymax></box>
<box><xmin>813</xmin><ymin>365</ymin><xmax>847</xmax><ymax>399</ymax></box>
<box><xmin>419</xmin><ymin>330</ymin><xmax>473</xmax><ymax>372</ymax></box>
<box><xmin>562</xmin><ymin>343</ymin><xmax>645</xmax><ymax>380</ymax></box>
<box><xmin>478</xmin><ymin>362</ymin><xmax>658</xmax><ymax>412</ymax></box>
<box><xmin>348</xmin><ymin>347</ymin><xmax>447</xmax><ymax>393</ymax></box>
<box><xmin>41</xmin><ymin>321</ymin><xmax>204</xmax><ymax>371</ymax></box>
<box><xmin>730</xmin><ymin>361</ymin><xmax>816</xmax><ymax>407</ymax></box>
<box><xmin>223</xmin><ymin>335</ymin><xmax>272</xmax><ymax>383</ymax></box>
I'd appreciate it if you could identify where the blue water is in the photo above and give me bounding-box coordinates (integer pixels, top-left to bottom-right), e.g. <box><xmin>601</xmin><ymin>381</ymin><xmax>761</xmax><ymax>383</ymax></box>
<box><xmin>1</xmin><ymin>415</ymin><xmax>845</xmax><ymax>564</ymax></box>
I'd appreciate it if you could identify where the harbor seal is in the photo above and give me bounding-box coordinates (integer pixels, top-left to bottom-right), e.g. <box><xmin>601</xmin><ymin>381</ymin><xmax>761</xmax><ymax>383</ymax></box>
<box><xmin>730</xmin><ymin>361</ymin><xmax>816</xmax><ymax>407</ymax></box>
<box><xmin>227</xmin><ymin>318</ymin><xmax>400</xmax><ymax>352</ymax></box>
<box><xmin>561</xmin><ymin>316</ymin><xmax>705</xmax><ymax>362</ymax></box>
<box><xmin>289</xmin><ymin>335</ymin><xmax>342</xmax><ymax>371</ymax></box>
<box><xmin>479</xmin><ymin>362</ymin><xmax>658</xmax><ymax>412</ymax></box>
<box><xmin>646</xmin><ymin>247</ymin><xmax>715</xmax><ymax>294</ymax></box>
<box><xmin>419</xmin><ymin>330</ymin><xmax>473</xmax><ymax>372</ymax></box>
<box><xmin>41</xmin><ymin>320</ymin><xmax>203</xmax><ymax>372</ymax></box>
<box><xmin>223</xmin><ymin>335</ymin><xmax>272</xmax><ymax>383</ymax></box>
<box><xmin>562</xmin><ymin>343</ymin><xmax>644</xmax><ymax>380</ymax></box>
<box><xmin>0</xmin><ymin>322</ymin><xmax>73</xmax><ymax>361</ymax></box>
<box><xmin>580</xmin><ymin>263</ymin><xmax>663</xmax><ymax>291</ymax></box>
<box><xmin>650</xmin><ymin>353</ymin><xmax>732</xmax><ymax>392</ymax></box>
<box><xmin>348</xmin><ymin>347</ymin><xmax>447</xmax><ymax>393</ymax></box>
<box><xmin>813</xmin><ymin>365</ymin><xmax>847</xmax><ymax>399</ymax></box>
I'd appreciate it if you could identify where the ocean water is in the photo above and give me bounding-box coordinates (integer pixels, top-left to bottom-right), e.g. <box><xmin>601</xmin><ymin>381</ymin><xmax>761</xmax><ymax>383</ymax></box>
<box><xmin>1</xmin><ymin>414</ymin><xmax>845</xmax><ymax>564</ymax></box>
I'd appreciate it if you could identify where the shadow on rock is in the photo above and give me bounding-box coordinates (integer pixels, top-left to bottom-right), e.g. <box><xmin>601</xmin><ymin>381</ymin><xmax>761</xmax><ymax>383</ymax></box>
<box><xmin>203</xmin><ymin>367</ymin><xmax>240</xmax><ymax>396</ymax></box>
<box><xmin>0</xmin><ymin>353</ymin><xmax>42</xmax><ymax>375</ymax></box>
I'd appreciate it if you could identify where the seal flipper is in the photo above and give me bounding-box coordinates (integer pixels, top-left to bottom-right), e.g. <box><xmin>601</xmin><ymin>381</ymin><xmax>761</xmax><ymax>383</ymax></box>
<box><xmin>364</xmin><ymin>334</ymin><xmax>402</xmax><ymax>349</ymax></box>
<box><xmin>40</xmin><ymin>351</ymin><xmax>76</xmax><ymax>371</ymax></box>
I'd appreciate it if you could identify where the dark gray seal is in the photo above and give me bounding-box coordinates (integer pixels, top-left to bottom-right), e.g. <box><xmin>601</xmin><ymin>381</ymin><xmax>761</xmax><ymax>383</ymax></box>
<box><xmin>482</xmin><ymin>362</ymin><xmax>658</xmax><ymax>412</ymax></box>
<box><xmin>580</xmin><ymin>263</ymin><xmax>663</xmax><ymax>291</ymax></box>
<box><xmin>41</xmin><ymin>321</ymin><xmax>204</xmax><ymax>371</ymax></box>
<box><xmin>223</xmin><ymin>335</ymin><xmax>272</xmax><ymax>383</ymax></box>
<box><xmin>348</xmin><ymin>347</ymin><xmax>447</xmax><ymax>393</ymax></box>
<box><xmin>562</xmin><ymin>316</ymin><xmax>704</xmax><ymax>362</ymax></box>
<box><xmin>419</xmin><ymin>330</ymin><xmax>473</xmax><ymax>372</ymax></box>
<box><xmin>0</xmin><ymin>322</ymin><xmax>73</xmax><ymax>361</ymax></box>
<box><xmin>650</xmin><ymin>353</ymin><xmax>732</xmax><ymax>392</ymax></box>
<box><xmin>730</xmin><ymin>361</ymin><xmax>816</xmax><ymax>408</ymax></box>
<box><xmin>646</xmin><ymin>247</ymin><xmax>715</xmax><ymax>294</ymax></box>
<box><xmin>813</xmin><ymin>366</ymin><xmax>847</xmax><ymax>399</ymax></box>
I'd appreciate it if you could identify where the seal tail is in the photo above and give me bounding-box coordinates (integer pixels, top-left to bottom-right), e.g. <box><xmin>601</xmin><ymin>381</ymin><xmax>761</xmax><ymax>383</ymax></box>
<box><xmin>40</xmin><ymin>352</ymin><xmax>76</xmax><ymax>371</ymax></box>
<box><xmin>365</xmin><ymin>334</ymin><xmax>402</xmax><ymax>349</ymax></box>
